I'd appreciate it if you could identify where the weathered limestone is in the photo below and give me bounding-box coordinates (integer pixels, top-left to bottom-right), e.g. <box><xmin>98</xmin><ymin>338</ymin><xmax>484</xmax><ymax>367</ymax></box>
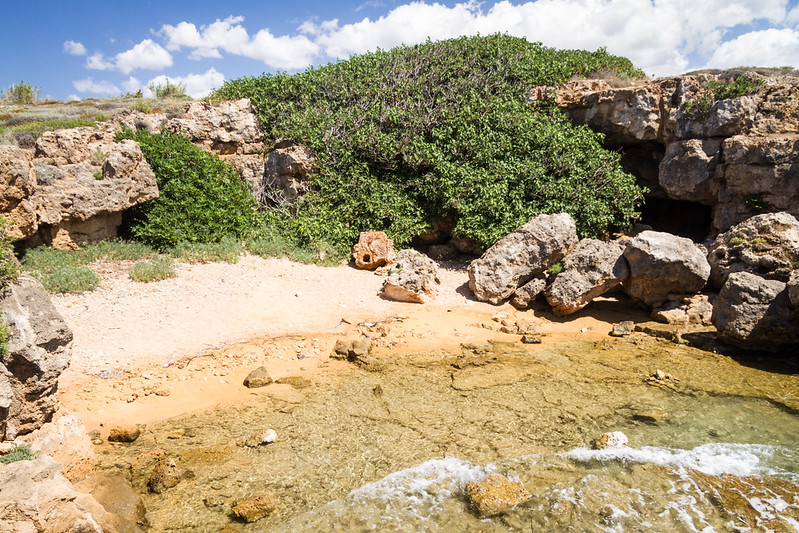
<box><xmin>0</xmin><ymin>275</ymin><xmax>72</xmax><ymax>440</ymax></box>
<box><xmin>510</xmin><ymin>275</ymin><xmax>547</xmax><ymax>309</ymax></box>
<box><xmin>707</xmin><ymin>212</ymin><xmax>799</xmax><ymax>289</ymax></box>
<box><xmin>544</xmin><ymin>238</ymin><xmax>628</xmax><ymax>315</ymax></box>
<box><xmin>465</xmin><ymin>473</ymin><xmax>531</xmax><ymax>518</ymax></box>
<box><xmin>468</xmin><ymin>213</ymin><xmax>577</xmax><ymax>304</ymax></box>
<box><xmin>261</xmin><ymin>143</ymin><xmax>316</xmax><ymax>206</ymax></box>
<box><xmin>353</xmin><ymin>231</ymin><xmax>396</xmax><ymax>270</ymax></box>
<box><xmin>712</xmin><ymin>271</ymin><xmax>799</xmax><ymax>352</ymax></box>
<box><xmin>652</xmin><ymin>294</ymin><xmax>714</xmax><ymax>325</ymax></box>
<box><xmin>381</xmin><ymin>249</ymin><xmax>440</xmax><ymax>303</ymax></box>
<box><xmin>658</xmin><ymin>138</ymin><xmax>722</xmax><ymax>205</ymax></box>
<box><xmin>623</xmin><ymin>231</ymin><xmax>710</xmax><ymax>306</ymax></box>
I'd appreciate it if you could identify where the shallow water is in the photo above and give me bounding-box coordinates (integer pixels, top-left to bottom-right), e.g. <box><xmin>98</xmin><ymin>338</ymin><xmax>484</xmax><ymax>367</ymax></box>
<box><xmin>96</xmin><ymin>335</ymin><xmax>799</xmax><ymax>532</ymax></box>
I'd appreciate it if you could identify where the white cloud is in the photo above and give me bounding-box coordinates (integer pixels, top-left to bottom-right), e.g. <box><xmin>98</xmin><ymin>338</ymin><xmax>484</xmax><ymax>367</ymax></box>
<box><xmin>66</xmin><ymin>94</ymin><xmax>81</xmax><ymax>102</ymax></box>
<box><xmin>73</xmin><ymin>77</ymin><xmax>120</xmax><ymax>95</ymax></box>
<box><xmin>787</xmin><ymin>4</ymin><xmax>799</xmax><ymax>25</ymax></box>
<box><xmin>145</xmin><ymin>67</ymin><xmax>226</xmax><ymax>99</ymax></box>
<box><xmin>86</xmin><ymin>52</ymin><xmax>114</xmax><ymax>71</ymax></box>
<box><xmin>159</xmin><ymin>15</ymin><xmax>319</xmax><ymax>70</ymax></box>
<box><xmin>121</xmin><ymin>76</ymin><xmax>142</xmax><ymax>94</ymax></box>
<box><xmin>63</xmin><ymin>40</ymin><xmax>86</xmax><ymax>56</ymax></box>
<box><xmin>115</xmin><ymin>39</ymin><xmax>173</xmax><ymax>74</ymax></box>
<box><xmin>704</xmin><ymin>28</ymin><xmax>799</xmax><ymax>69</ymax></box>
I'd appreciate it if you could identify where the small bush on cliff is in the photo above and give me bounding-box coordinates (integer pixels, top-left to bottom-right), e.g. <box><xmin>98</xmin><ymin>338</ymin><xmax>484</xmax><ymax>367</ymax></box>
<box><xmin>148</xmin><ymin>79</ymin><xmax>190</xmax><ymax>100</ymax></box>
<box><xmin>0</xmin><ymin>216</ymin><xmax>20</xmax><ymax>288</ymax></box>
<box><xmin>116</xmin><ymin>128</ymin><xmax>258</xmax><ymax>250</ymax></box>
<box><xmin>683</xmin><ymin>74</ymin><xmax>765</xmax><ymax>117</ymax></box>
<box><xmin>213</xmin><ymin>34</ymin><xmax>646</xmax><ymax>251</ymax></box>
<box><xmin>0</xmin><ymin>322</ymin><xmax>10</xmax><ymax>362</ymax></box>
<box><xmin>0</xmin><ymin>444</ymin><xmax>37</xmax><ymax>464</ymax></box>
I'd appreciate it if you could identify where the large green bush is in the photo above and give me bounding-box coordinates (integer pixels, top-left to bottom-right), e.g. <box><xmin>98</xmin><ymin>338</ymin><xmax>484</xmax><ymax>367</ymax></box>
<box><xmin>213</xmin><ymin>34</ymin><xmax>646</xmax><ymax>250</ymax></box>
<box><xmin>116</xmin><ymin>128</ymin><xmax>258</xmax><ymax>250</ymax></box>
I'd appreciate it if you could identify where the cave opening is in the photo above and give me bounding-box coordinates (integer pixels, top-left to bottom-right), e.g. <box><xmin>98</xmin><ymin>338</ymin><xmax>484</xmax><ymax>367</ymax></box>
<box><xmin>639</xmin><ymin>197</ymin><xmax>713</xmax><ymax>242</ymax></box>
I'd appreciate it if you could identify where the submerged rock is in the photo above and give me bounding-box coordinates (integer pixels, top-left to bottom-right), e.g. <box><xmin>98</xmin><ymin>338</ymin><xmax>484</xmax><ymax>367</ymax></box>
<box><xmin>147</xmin><ymin>457</ymin><xmax>182</xmax><ymax>494</ymax></box>
<box><xmin>593</xmin><ymin>431</ymin><xmax>629</xmax><ymax>449</ymax></box>
<box><xmin>331</xmin><ymin>337</ymin><xmax>372</xmax><ymax>361</ymax></box>
<box><xmin>465</xmin><ymin>473</ymin><xmax>531</xmax><ymax>517</ymax></box>
<box><xmin>108</xmin><ymin>425</ymin><xmax>141</xmax><ymax>443</ymax></box>
<box><xmin>624</xmin><ymin>231</ymin><xmax>710</xmax><ymax>306</ymax></box>
<box><xmin>468</xmin><ymin>213</ymin><xmax>577</xmax><ymax>304</ymax></box>
<box><xmin>231</xmin><ymin>492</ymin><xmax>279</xmax><ymax>522</ymax></box>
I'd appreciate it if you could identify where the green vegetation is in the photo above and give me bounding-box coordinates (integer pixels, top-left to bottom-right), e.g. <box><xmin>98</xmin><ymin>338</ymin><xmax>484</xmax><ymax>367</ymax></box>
<box><xmin>116</xmin><ymin>128</ymin><xmax>258</xmax><ymax>250</ymax></box>
<box><xmin>0</xmin><ymin>322</ymin><xmax>9</xmax><ymax>362</ymax></box>
<box><xmin>0</xmin><ymin>216</ymin><xmax>20</xmax><ymax>288</ymax></box>
<box><xmin>548</xmin><ymin>262</ymin><xmax>564</xmax><ymax>276</ymax></box>
<box><xmin>213</xmin><ymin>34</ymin><xmax>646</xmax><ymax>252</ymax></box>
<box><xmin>129</xmin><ymin>257</ymin><xmax>176</xmax><ymax>282</ymax></box>
<box><xmin>0</xmin><ymin>118</ymin><xmax>100</xmax><ymax>144</ymax></box>
<box><xmin>1</xmin><ymin>82</ymin><xmax>39</xmax><ymax>104</ymax></box>
<box><xmin>245</xmin><ymin>229</ymin><xmax>341</xmax><ymax>265</ymax></box>
<box><xmin>148</xmin><ymin>79</ymin><xmax>190</xmax><ymax>100</ymax></box>
<box><xmin>0</xmin><ymin>444</ymin><xmax>37</xmax><ymax>464</ymax></box>
<box><xmin>683</xmin><ymin>74</ymin><xmax>765</xmax><ymax>117</ymax></box>
<box><xmin>166</xmin><ymin>237</ymin><xmax>243</xmax><ymax>264</ymax></box>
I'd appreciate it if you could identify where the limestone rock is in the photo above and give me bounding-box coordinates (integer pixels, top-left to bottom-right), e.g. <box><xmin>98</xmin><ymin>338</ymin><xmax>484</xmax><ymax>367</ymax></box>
<box><xmin>465</xmin><ymin>473</ymin><xmax>531</xmax><ymax>517</ymax></box>
<box><xmin>331</xmin><ymin>337</ymin><xmax>372</xmax><ymax>361</ymax></box>
<box><xmin>166</xmin><ymin>99</ymin><xmax>263</xmax><ymax>155</ymax></box>
<box><xmin>353</xmin><ymin>231</ymin><xmax>395</xmax><ymax>270</ymax></box>
<box><xmin>468</xmin><ymin>213</ymin><xmax>578</xmax><ymax>304</ymax></box>
<box><xmin>651</xmin><ymin>294</ymin><xmax>714</xmax><ymax>325</ymax></box>
<box><xmin>381</xmin><ymin>249</ymin><xmax>440</xmax><ymax>303</ymax></box>
<box><xmin>74</xmin><ymin>473</ymin><xmax>148</xmax><ymax>531</ymax></box>
<box><xmin>593</xmin><ymin>431</ymin><xmax>629</xmax><ymax>449</ymax></box>
<box><xmin>658</xmin><ymin>139</ymin><xmax>721</xmax><ymax>204</ymax></box>
<box><xmin>260</xmin><ymin>143</ymin><xmax>315</xmax><ymax>206</ymax></box>
<box><xmin>609</xmin><ymin>321</ymin><xmax>634</xmax><ymax>337</ymax></box>
<box><xmin>231</xmin><ymin>492</ymin><xmax>279</xmax><ymax>522</ymax></box>
<box><xmin>243</xmin><ymin>366</ymin><xmax>273</xmax><ymax>388</ymax></box>
<box><xmin>624</xmin><ymin>231</ymin><xmax>710</xmax><ymax>306</ymax></box>
<box><xmin>712</xmin><ymin>271</ymin><xmax>799</xmax><ymax>352</ymax></box>
<box><xmin>0</xmin><ymin>275</ymin><xmax>72</xmax><ymax>440</ymax></box>
<box><xmin>0</xmin><ymin>455</ymin><xmax>121</xmax><ymax>533</ymax></box>
<box><xmin>107</xmin><ymin>425</ymin><xmax>141</xmax><ymax>443</ymax></box>
<box><xmin>707</xmin><ymin>212</ymin><xmax>799</xmax><ymax>289</ymax></box>
<box><xmin>545</xmin><ymin>239</ymin><xmax>628</xmax><ymax>315</ymax></box>
<box><xmin>147</xmin><ymin>457</ymin><xmax>182</xmax><ymax>494</ymax></box>
<box><xmin>19</xmin><ymin>409</ymin><xmax>96</xmax><ymax>483</ymax></box>
<box><xmin>510</xmin><ymin>275</ymin><xmax>547</xmax><ymax>309</ymax></box>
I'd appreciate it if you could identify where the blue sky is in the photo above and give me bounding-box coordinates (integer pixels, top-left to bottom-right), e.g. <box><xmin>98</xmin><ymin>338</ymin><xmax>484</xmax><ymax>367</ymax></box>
<box><xmin>2</xmin><ymin>0</ymin><xmax>798</xmax><ymax>101</ymax></box>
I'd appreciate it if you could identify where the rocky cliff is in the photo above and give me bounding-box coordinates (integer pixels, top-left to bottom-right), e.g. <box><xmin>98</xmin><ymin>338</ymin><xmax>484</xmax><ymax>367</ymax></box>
<box><xmin>549</xmin><ymin>72</ymin><xmax>799</xmax><ymax>238</ymax></box>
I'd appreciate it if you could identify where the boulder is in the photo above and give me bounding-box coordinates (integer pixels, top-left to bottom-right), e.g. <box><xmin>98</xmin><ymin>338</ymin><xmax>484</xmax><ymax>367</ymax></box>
<box><xmin>468</xmin><ymin>213</ymin><xmax>578</xmax><ymax>304</ymax></box>
<box><xmin>609</xmin><ymin>321</ymin><xmax>634</xmax><ymax>337</ymax></box>
<box><xmin>107</xmin><ymin>425</ymin><xmax>141</xmax><ymax>443</ymax></box>
<box><xmin>658</xmin><ymin>138</ymin><xmax>721</xmax><ymax>204</ymax></box>
<box><xmin>510</xmin><ymin>275</ymin><xmax>547</xmax><ymax>309</ymax></box>
<box><xmin>712</xmin><ymin>271</ymin><xmax>799</xmax><ymax>352</ymax></box>
<box><xmin>231</xmin><ymin>492</ymin><xmax>279</xmax><ymax>522</ymax></box>
<box><xmin>465</xmin><ymin>473</ymin><xmax>531</xmax><ymax>518</ymax></box>
<box><xmin>166</xmin><ymin>99</ymin><xmax>263</xmax><ymax>155</ymax></box>
<box><xmin>147</xmin><ymin>457</ymin><xmax>182</xmax><ymax>494</ymax></box>
<box><xmin>0</xmin><ymin>275</ymin><xmax>72</xmax><ymax>440</ymax></box>
<box><xmin>353</xmin><ymin>231</ymin><xmax>396</xmax><ymax>270</ymax></box>
<box><xmin>0</xmin><ymin>455</ymin><xmax>122</xmax><ymax>533</ymax></box>
<box><xmin>544</xmin><ymin>239</ymin><xmax>628</xmax><ymax>315</ymax></box>
<box><xmin>331</xmin><ymin>337</ymin><xmax>372</xmax><ymax>361</ymax></box>
<box><xmin>624</xmin><ymin>231</ymin><xmax>710</xmax><ymax>306</ymax></box>
<box><xmin>243</xmin><ymin>366</ymin><xmax>273</xmax><ymax>388</ymax></box>
<box><xmin>381</xmin><ymin>249</ymin><xmax>440</xmax><ymax>303</ymax></box>
<box><xmin>651</xmin><ymin>294</ymin><xmax>714</xmax><ymax>325</ymax></box>
<box><xmin>707</xmin><ymin>212</ymin><xmax>799</xmax><ymax>289</ymax></box>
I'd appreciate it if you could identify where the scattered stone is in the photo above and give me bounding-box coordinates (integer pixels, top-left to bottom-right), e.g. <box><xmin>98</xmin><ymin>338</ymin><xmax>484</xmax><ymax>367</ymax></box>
<box><xmin>231</xmin><ymin>492</ymin><xmax>279</xmax><ymax>522</ymax></box>
<box><xmin>624</xmin><ymin>231</ymin><xmax>710</xmax><ymax>306</ymax></box>
<box><xmin>352</xmin><ymin>231</ymin><xmax>396</xmax><ymax>270</ymax></box>
<box><xmin>651</xmin><ymin>294</ymin><xmax>714</xmax><ymax>325</ymax></box>
<box><xmin>243</xmin><ymin>428</ymin><xmax>278</xmax><ymax>447</ymax></box>
<box><xmin>468</xmin><ymin>213</ymin><xmax>578</xmax><ymax>304</ymax></box>
<box><xmin>520</xmin><ymin>333</ymin><xmax>543</xmax><ymax>344</ymax></box>
<box><xmin>593</xmin><ymin>431</ymin><xmax>629</xmax><ymax>449</ymax></box>
<box><xmin>147</xmin><ymin>457</ymin><xmax>182</xmax><ymax>493</ymax></box>
<box><xmin>465</xmin><ymin>473</ymin><xmax>532</xmax><ymax>518</ymax></box>
<box><xmin>331</xmin><ymin>337</ymin><xmax>372</xmax><ymax>361</ymax></box>
<box><xmin>107</xmin><ymin>425</ymin><xmax>141</xmax><ymax>443</ymax></box>
<box><xmin>712</xmin><ymin>271</ymin><xmax>799</xmax><ymax>351</ymax></box>
<box><xmin>275</xmin><ymin>376</ymin><xmax>312</xmax><ymax>389</ymax></box>
<box><xmin>544</xmin><ymin>238</ymin><xmax>629</xmax><ymax>315</ymax></box>
<box><xmin>372</xmin><ymin>384</ymin><xmax>383</xmax><ymax>397</ymax></box>
<box><xmin>644</xmin><ymin>369</ymin><xmax>680</xmax><ymax>388</ymax></box>
<box><xmin>381</xmin><ymin>249</ymin><xmax>440</xmax><ymax>303</ymax></box>
<box><xmin>609</xmin><ymin>321</ymin><xmax>634</xmax><ymax>337</ymax></box>
<box><xmin>243</xmin><ymin>366</ymin><xmax>273</xmax><ymax>388</ymax></box>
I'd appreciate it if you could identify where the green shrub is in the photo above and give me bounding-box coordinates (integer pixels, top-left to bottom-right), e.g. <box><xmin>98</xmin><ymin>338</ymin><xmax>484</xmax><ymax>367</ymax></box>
<box><xmin>0</xmin><ymin>444</ymin><xmax>37</xmax><ymax>464</ymax></box>
<box><xmin>148</xmin><ymin>79</ymin><xmax>190</xmax><ymax>100</ymax></box>
<box><xmin>0</xmin><ymin>216</ymin><xmax>20</xmax><ymax>288</ymax></box>
<box><xmin>213</xmin><ymin>35</ymin><xmax>645</xmax><ymax>252</ymax></box>
<box><xmin>116</xmin><ymin>128</ymin><xmax>258</xmax><ymax>250</ymax></box>
<box><xmin>245</xmin><ymin>224</ymin><xmax>342</xmax><ymax>266</ymax></box>
<box><xmin>129</xmin><ymin>257</ymin><xmax>176</xmax><ymax>282</ymax></box>
<box><xmin>38</xmin><ymin>266</ymin><xmax>99</xmax><ymax>294</ymax></box>
<box><xmin>683</xmin><ymin>74</ymin><xmax>764</xmax><ymax>117</ymax></box>
<box><xmin>1</xmin><ymin>82</ymin><xmax>39</xmax><ymax>104</ymax></box>
<box><xmin>167</xmin><ymin>237</ymin><xmax>243</xmax><ymax>264</ymax></box>
<box><xmin>78</xmin><ymin>240</ymin><xmax>157</xmax><ymax>262</ymax></box>
<box><xmin>548</xmin><ymin>262</ymin><xmax>564</xmax><ymax>276</ymax></box>
<box><xmin>0</xmin><ymin>322</ymin><xmax>10</xmax><ymax>363</ymax></box>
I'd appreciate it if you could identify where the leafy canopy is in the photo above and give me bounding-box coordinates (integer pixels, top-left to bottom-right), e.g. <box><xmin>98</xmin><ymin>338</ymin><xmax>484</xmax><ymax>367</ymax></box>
<box><xmin>213</xmin><ymin>34</ymin><xmax>647</xmax><ymax>250</ymax></box>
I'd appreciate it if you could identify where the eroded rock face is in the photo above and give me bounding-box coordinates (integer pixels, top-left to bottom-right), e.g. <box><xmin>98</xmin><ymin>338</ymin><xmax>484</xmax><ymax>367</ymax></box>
<box><xmin>712</xmin><ymin>271</ymin><xmax>799</xmax><ymax>352</ymax></box>
<box><xmin>510</xmin><ymin>275</ymin><xmax>547</xmax><ymax>309</ymax></box>
<box><xmin>468</xmin><ymin>213</ymin><xmax>578</xmax><ymax>304</ymax></box>
<box><xmin>166</xmin><ymin>99</ymin><xmax>263</xmax><ymax>155</ymax></box>
<box><xmin>381</xmin><ymin>249</ymin><xmax>440</xmax><ymax>303</ymax></box>
<box><xmin>353</xmin><ymin>231</ymin><xmax>396</xmax><ymax>270</ymax></box>
<box><xmin>707</xmin><ymin>212</ymin><xmax>799</xmax><ymax>289</ymax></box>
<box><xmin>260</xmin><ymin>143</ymin><xmax>316</xmax><ymax>206</ymax></box>
<box><xmin>544</xmin><ymin>239</ymin><xmax>628</xmax><ymax>315</ymax></box>
<box><xmin>624</xmin><ymin>231</ymin><xmax>710</xmax><ymax>306</ymax></box>
<box><xmin>0</xmin><ymin>275</ymin><xmax>72</xmax><ymax>440</ymax></box>
<box><xmin>658</xmin><ymin>138</ymin><xmax>721</xmax><ymax>205</ymax></box>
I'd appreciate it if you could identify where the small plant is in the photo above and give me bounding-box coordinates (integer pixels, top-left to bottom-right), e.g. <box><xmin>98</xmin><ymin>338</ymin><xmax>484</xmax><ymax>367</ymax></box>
<box><xmin>0</xmin><ymin>216</ymin><xmax>20</xmax><ymax>288</ymax></box>
<box><xmin>683</xmin><ymin>75</ymin><xmax>764</xmax><ymax>118</ymax></box>
<box><xmin>728</xmin><ymin>236</ymin><xmax>745</xmax><ymax>245</ymax></box>
<box><xmin>148</xmin><ymin>79</ymin><xmax>190</xmax><ymax>100</ymax></box>
<box><xmin>0</xmin><ymin>444</ymin><xmax>37</xmax><ymax>464</ymax></box>
<box><xmin>1</xmin><ymin>82</ymin><xmax>40</xmax><ymax>104</ymax></box>
<box><xmin>91</xmin><ymin>150</ymin><xmax>105</xmax><ymax>166</ymax></box>
<box><xmin>93</xmin><ymin>170</ymin><xmax>103</xmax><ymax>180</ymax></box>
<box><xmin>37</xmin><ymin>266</ymin><xmax>100</xmax><ymax>294</ymax></box>
<box><xmin>745</xmin><ymin>193</ymin><xmax>768</xmax><ymax>213</ymax></box>
<box><xmin>129</xmin><ymin>257</ymin><xmax>176</xmax><ymax>282</ymax></box>
<box><xmin>167</xmin><ymin>237</ymin><xmax>243</xmax><ymax>264</ymax></box>
<box><xmin>548</xmin><ymin>262</ymin><xmax>564</xmax><ymax>276</ymax></box>
<box><xmin>0</xmin><ymin>321</ymin><xmax>10</xmax><ymax>363</ymax></box>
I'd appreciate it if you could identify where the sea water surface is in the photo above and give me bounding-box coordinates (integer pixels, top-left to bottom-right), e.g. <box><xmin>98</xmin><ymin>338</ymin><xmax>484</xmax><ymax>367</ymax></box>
<box><xmin>96</xmin><ymin>334</ymin><xmax>799</xmax><ymax>532</ymax></box>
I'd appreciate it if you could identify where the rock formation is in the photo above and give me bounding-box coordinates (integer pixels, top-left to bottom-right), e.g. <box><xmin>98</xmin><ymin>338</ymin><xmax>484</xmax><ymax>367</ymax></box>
<box><xmin>353</xmin><ymin>231</ymin><xmax>396</xmax><ymax>270</ymax></box>
<box><xmin>468</xmin><ymin>213</ymin><xmax>577</xmax><ymax>304</ymax></box>
<box><xmin>553</xmin><ymin>73</ymin><xmax>799</xmax><ymax>234</ymax></box>
<box><xmin>544</xmin><ymin>238</ymin><xmax>628</xmax><ymax>315</ymax></box>
<box><xmin>381</xmin><ymin>249</ymin><xmax>440</xmax><ymax>303</ymax></box>
<box><xmin>0</xmin><ymin>274</ymin><xmax>72</xmax><ymax>440</ymax></box>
